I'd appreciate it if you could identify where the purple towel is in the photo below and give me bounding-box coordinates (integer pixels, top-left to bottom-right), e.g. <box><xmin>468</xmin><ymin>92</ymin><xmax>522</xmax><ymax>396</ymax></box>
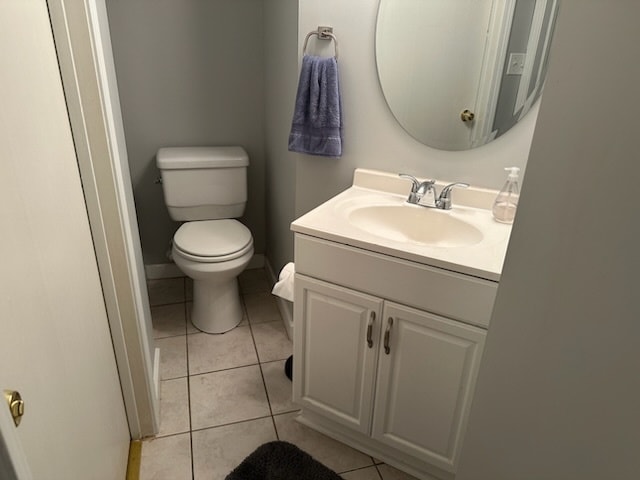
<box><xmin>288</xmin><ymin>55</ymin><xmax>343</xmax><ymax>157</ymax></box>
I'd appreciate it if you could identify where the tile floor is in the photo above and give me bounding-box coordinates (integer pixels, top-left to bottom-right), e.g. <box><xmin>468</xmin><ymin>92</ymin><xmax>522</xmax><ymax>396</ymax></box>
<box><xmin>144</xmin><ymin>268</ymin><xmax>418</xmax><ymax>480</ymax></box>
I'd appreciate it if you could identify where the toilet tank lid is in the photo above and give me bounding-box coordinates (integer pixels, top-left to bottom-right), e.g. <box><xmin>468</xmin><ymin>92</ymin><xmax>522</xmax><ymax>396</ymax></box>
<box><xmin>157</xmin><ymin>146</ymin><xmax>249</xmax><ymax>169</ymax></box>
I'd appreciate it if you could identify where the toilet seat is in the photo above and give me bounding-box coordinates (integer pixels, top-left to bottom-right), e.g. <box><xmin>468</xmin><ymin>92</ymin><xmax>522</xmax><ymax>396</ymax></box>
<box><xmin>173</xmin><ymin>219</ymin><xmax>253</xmax><ymax>263</ymax></box>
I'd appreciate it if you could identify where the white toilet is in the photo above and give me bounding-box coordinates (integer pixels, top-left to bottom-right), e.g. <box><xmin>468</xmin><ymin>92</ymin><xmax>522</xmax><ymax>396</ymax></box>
<box><xmin>157</xmin><ymin>146</ymin><xmax>254</xmax><ymax>334</ymax></box>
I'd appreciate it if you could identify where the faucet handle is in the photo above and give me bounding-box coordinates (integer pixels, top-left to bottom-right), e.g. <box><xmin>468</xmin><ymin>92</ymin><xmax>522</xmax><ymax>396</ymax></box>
<box><xmin>437</xmin><ymin>182</ymin><xmax>469</xmax><ymax>210</ymax></box>
<box><xmin>399</xmin><ymin>174</ymin><xmax>422</xmax><ymax>204</ymax></box>
<box><xmin>398</xmin><ymin>173</ymin><xmax>420</xmax><ymax>192</ymax></box>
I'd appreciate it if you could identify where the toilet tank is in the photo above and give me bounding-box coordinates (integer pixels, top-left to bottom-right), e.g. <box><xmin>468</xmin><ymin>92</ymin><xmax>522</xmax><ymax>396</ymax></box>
<box><xmin>157</xmin><ymin>146</ymin><xmax>249</xmax><ymax>221</ymax></box>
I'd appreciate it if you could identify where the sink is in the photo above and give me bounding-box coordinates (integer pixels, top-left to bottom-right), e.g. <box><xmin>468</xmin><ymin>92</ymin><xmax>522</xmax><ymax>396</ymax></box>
<box><xmin>346</xmin><ymin>204</ymin><xmax>484</xmax><ymax>247</ymax></box>
<box><xmin>291</xmin><ymin>169</ymin><xmax>513</xmax><ymax>280</ymax></box>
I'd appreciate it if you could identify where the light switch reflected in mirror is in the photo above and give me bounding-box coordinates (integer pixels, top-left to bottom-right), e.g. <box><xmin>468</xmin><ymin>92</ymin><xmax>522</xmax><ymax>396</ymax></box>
<box><xmin>375</xmin><ymin>0</ymin><xmax>559</xmax><ymax>151</ymax></box>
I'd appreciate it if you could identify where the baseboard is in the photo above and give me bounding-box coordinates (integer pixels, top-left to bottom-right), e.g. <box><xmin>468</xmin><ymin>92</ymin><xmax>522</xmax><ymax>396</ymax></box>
<box><xmin>265</xmin><ymin>259</ymin><xmax>294</xmax><ymax>341</ymax></box>
<box><xmin>144</xmin><ymin>254</ymin><xmax>265</xmax><ymax>280</ymax></box>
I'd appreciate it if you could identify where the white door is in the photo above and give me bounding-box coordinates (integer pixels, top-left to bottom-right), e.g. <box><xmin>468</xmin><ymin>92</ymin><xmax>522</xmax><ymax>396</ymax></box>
<box><xmin>0</xmin><ymin>1</ymin><xmax>130</xmax><ymax>479</ymax></box>
<box><xmin>293</xmin><ymin>275</ymin><xmax>383</xmax><ymax>434</ymax></box>
<box><xmin>372</xmin><ymin>302</ymin><xmax>486</xmax><ymax>473</ymax></box>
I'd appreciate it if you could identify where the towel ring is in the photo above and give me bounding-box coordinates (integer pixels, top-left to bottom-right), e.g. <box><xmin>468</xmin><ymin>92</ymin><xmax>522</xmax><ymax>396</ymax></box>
<box><xmin>303</xmin><ymin>27</ymin><xmax>339</xmax><ymax>59</ymax></box>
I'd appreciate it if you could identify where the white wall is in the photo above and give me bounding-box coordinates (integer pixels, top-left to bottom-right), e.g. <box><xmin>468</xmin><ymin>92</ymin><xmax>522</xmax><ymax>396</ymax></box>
<box><xmin>295</xmin><ymin>0</ymin><xmax>539</xmax><ymax>216</ymax></box>
<box><xmin>457</xmin><ymin>2</ymin><xmax>640</xmax><ymax>478</ymax></box>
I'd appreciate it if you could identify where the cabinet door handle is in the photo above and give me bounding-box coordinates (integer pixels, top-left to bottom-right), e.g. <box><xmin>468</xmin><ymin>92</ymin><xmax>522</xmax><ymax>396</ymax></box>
<box><xmin>366</xmin><ymin>311</ymin><xmax>376</xmax><ymax>348</ymax></box>
<box><xmin>384</xmin><ymin>317</ymin><xmax>394</xmax><ymax>354</ymax></box>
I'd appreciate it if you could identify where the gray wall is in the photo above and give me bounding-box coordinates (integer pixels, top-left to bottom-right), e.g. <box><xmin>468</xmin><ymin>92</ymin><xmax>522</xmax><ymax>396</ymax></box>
<box><xmin>106</xmin><ymin>0</ymin><xmax>266</xmax><ymax>265</ymax></box>
<box><xmin>264</xmin><ymin>0</ymin><xmax>299</xmax><ymax>274</ymax></box>
<box><xmin>457</xmin><ymin>2</ymin><xmax>640</xmax><ymax>478</ymax></box>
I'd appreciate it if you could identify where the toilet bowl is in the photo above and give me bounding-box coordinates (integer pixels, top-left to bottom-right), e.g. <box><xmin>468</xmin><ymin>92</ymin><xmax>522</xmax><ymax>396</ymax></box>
<box><xmin>172</xmin><ymin>219</ymin><xmax>254</xmax><ymax>333</ymax></box>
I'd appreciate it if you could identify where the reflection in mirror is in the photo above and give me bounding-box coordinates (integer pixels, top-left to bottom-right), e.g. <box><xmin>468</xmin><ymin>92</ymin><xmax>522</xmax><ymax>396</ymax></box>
<box><xmin>376</xmin><ymin>0</ymin><xmax>559</xmax><ymax>151</ymax></box>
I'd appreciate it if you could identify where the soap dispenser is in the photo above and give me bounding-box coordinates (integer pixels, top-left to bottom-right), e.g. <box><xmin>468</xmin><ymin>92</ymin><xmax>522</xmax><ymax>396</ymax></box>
<box><xmin>492</xmin><ymin>167</ymin><xmax>520</xmax><ymax>224</ymax></box>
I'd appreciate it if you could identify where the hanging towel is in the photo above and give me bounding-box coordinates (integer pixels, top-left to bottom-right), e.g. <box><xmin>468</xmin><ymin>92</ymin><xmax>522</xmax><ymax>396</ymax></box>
<box><xmin>288</xmin><ymin>55</ymin><xmax>343</xmax><ymax>157</ymax></box>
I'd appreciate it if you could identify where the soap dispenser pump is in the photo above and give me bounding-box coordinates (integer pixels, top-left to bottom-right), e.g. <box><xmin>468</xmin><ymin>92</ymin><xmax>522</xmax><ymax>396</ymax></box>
<box><xmin>492</xmin><ymin>167</ymin><xmax>520</xmax><ymax>224</ymax></box>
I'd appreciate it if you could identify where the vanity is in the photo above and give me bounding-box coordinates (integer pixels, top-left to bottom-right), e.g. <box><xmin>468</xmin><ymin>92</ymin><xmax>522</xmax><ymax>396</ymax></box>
<box><xmin>290</xmin><ymin>169</ymin><xmax>512</xmax><ymax>480</ymax></box>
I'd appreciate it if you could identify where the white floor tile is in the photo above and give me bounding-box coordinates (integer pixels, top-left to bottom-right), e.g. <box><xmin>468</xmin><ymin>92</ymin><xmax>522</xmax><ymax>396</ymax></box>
<box><xmin>342</xmin><ymin>466</ymin><xmax>383</xmax><ymax>480</ymax></box>
<box><xmin>192</xmin><ymin>417</ymin><xmax>277</xmax><ymax>480</ymax></box>
<box><xmin>251</xmin><ymin>320</ymin><xmax>292</xmax><ymax>362</ymax></box>
<box><xmin>377</xmin><ymin>464</ymin><xmax>423</xmax><ymax>480</ymax></box>
<box><xmin>187</xmin><ymin>327</ymin><xmax>258</xmax><ymax>375</ymax></box>
<box><xmin>157</xmin><ymin>378</ymin><xmax>190</xmax><ymax>437</ymax></box>
<box><xmin>261</xmin><ymin>359</ymin><xmax>297</xmax><ymax>414</ymax></box>
<box><xmin>139</xmin><ymin>433</ymin><xmax>191</xmax><ymax>480</ymax></box>
<box><xmin>156</xmin><ymin>335</ymin><xmax>187</xmax><ymax>380</ymax></box>
<box><xmin>190</xmin><ymin>365</ymin><xmax>271</xmax><ymax>430</ymax></box>
<box><xmin>151</xmin><ymin>303</ymin><xmax>186</xmax><ymax>339</ymax></box>
<box><xmin>244</xmin><ymin>292</ymin><xmax>282</xmax><ymax>324</ymax></box>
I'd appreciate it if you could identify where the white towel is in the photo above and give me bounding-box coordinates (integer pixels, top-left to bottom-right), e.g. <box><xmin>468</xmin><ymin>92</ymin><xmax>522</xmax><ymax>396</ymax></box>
<box><xmin>272</xmin><ymin>262</ymin><xmax>295</xmax><ymax>302</ymax></box>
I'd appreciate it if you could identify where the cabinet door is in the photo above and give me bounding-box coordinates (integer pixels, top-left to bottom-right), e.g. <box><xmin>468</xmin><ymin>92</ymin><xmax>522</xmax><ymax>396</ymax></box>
<box><xmin>293</xmin><ymin>275</ymin><xmax>383</xmax><ymax>434</ymax></box>
<box><xmin>372</xmin><ymin>302</ymin><xmax>486</xmax><ymax>473</ymax></box>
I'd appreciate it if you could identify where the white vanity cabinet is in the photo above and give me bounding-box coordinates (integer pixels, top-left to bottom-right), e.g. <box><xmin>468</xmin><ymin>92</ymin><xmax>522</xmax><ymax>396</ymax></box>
<box><xmin>292</xmin><ymin>234</ymin><xmax>497</xmax><ymax>479</ymax></box>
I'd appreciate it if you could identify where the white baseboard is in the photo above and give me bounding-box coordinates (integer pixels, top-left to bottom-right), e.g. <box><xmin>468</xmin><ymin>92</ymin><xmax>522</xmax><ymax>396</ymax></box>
<box><xmin>145</xmin><ymin>254</ymin><xmax>265</xmax><ymax>280</ymax></box>
<box><xmin>265</xmin><ymin>259</ymin><xmax>294</xmax><ymax>341</ymax></box>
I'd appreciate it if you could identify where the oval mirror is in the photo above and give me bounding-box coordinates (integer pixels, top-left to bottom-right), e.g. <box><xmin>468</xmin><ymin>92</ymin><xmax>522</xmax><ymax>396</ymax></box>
<box><xmin>376</xmin><ymin>0</ymin><xmax>559</xmax><ymax>151</ymax></box>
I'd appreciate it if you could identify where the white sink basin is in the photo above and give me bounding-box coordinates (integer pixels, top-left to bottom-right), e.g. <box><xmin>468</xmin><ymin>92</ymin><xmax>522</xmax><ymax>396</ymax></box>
<box><xmin>347</xmin><ymin>204</ymin><xmax>484</xmax><ymax>247</ymax></box>
<box><xmin>291</xmin><ymin>169</ymin><xmax>514</xmax><ymax>280</ymax></box>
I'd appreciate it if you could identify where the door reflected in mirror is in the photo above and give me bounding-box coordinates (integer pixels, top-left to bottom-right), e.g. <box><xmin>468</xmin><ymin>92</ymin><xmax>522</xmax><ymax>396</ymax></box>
<box><xmin>376</xmin><ymin>0</ymin><xmax>559</xmax><ymax>151</ymax></box>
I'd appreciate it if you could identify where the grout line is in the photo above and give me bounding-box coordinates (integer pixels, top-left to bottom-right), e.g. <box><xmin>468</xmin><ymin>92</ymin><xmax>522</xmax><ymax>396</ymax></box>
<box><xmin>149</xmin><ymin>300</ymin><xmax>187</xmax><ymax>308</ymax></box>
<box><xmin>272</xmin><ymin>414</ymin><xmax>281</xmax><ymax>442</ymax></box>
<box><xmin>188</xmin><ymin>362</ymin><xmax>261</xmax><ymax>378</ymax></box>
<box><xmin>339</xmin><ymin>465</ymin><xmax>384</xmax><ymax>478</ymax></box>
<box><xmin>257</xmin><ymin>363</ymin><xmax>275</xmax><ymax>417</ymax></box>
<box><xmin>181</xmin><ymin>292</ymin><xmax>196</xmax><ymax>480</ymax></box>
<box><xmin>243</xmin><ymin>288</ymin><xmax>282</xmax><ymax>439</ymax></box>
<box><xmin>190</xmin><ymin>414</ymin><xmax>276</xmax><ymax>434</ymax></box>
<box><xmin>149</xmin><ymin>299</ymin><xmax>186</xmax><ymax>308</ymax></box>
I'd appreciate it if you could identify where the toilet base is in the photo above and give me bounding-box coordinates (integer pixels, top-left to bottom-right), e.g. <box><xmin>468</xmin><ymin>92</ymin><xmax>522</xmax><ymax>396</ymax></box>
<box><xmin>191</xmin><ymin>277</ymin><xmax>243</xmax><ymax>334</ymax></box>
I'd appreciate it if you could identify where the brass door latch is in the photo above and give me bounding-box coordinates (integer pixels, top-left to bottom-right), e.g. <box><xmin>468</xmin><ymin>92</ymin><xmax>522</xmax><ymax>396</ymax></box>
<box><xmin>4</xmin><ymin>390</ymin><xmax>25</xmax><ymax>427</ymax></box>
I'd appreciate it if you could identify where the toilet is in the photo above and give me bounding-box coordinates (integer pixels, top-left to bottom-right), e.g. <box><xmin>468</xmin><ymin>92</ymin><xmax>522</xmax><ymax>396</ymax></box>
<box><xmin>157</xmin><ymin>146</ymin><xmax>254</xmax><ymax>334</ymax></box>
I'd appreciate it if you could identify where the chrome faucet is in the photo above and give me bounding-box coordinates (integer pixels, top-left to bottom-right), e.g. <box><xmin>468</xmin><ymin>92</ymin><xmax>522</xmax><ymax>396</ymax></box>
<box><xmin>399</xmin><ymin>174</ymin><xmax>469</xmax><ymax>210</ymax></box>
<box><xmin>399</xmin><ymin>174</ymin><xmax>436</xmax><ymax>206</ymax></box>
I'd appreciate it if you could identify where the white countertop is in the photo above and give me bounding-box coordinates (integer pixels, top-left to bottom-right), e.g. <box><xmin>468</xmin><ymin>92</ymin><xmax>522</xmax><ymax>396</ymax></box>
<box><xmin>291</xmin><ymin>169</ymin><xmax>513</xmax><ymax>281</ymax></box>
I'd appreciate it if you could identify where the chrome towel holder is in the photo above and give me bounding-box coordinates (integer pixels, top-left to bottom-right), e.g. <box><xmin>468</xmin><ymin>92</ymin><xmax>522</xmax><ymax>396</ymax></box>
<box><xmin>303</xmin><ymin>26</ymin><xmax>338</xmax><ymax>59</ymax></box>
